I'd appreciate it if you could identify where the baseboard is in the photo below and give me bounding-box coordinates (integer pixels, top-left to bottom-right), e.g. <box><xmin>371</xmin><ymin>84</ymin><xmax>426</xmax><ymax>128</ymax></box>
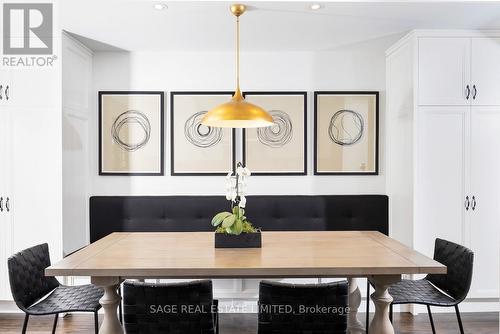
<box><xmin>0</xmin><ymin>301</ymin><xmax>22</xmax><ymax>314</ymax></box>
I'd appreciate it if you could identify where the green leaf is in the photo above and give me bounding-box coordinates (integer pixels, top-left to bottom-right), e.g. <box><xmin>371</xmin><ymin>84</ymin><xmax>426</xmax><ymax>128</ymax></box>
<box><xmin>233</xmin><ymin>219</ymin><xmax>243</xmax><ymax>235</ymax></box>
<box><xmin>239</xmin><ymin>208</ymin><xmax>245</xmax><ymax>217</ymax></box>
<box><xmin>222</xmin><ymin>214</ymin><xmax>236</xmax><ymax>228</ymax></box>
<box><xmin>232</xmin><ymin>206</ymin><xmax>239</xmax><ymax>215</ymax></box>
<box><xmin>211</xmin><ymin>212</ymin><xmax>232</xmax><ymax>226</ymax></box>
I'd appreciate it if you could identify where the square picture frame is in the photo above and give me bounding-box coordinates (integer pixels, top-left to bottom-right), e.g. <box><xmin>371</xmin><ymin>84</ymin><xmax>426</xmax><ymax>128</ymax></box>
<box><xmin>98</xmin><ymin>91</ymin><xmax>164</xmax><ymax>176</ymax></box>
<box><xmin>242</xmin><ymin>91</ymin><xmax>307</xmax><ymax>175</ymax></box>
<box><xmin>170</xmin><ymin>91</ymin><xmax>236</xmax><ymax>176</ymax></box>
<box><xmin>314</xmin><ymin>91</ymin><xmax>379</xmax><ymax>175</ymax></box>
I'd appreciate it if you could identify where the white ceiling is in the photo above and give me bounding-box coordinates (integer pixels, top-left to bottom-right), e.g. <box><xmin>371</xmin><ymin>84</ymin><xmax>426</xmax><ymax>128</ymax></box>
<box><xmin>61</xmin><ymin>1</ymin><xmax>500</xmax><ymax>52</ymax></box>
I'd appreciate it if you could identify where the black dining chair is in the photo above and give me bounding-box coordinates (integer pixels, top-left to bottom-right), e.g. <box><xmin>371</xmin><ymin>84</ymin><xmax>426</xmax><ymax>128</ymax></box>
<box><xmin>123</xmin><ymin>280</ymin><xmax>219</xmax><ymax>334</ymax></box>
<box><xmin>258</xmin><ymin>280</ymin><xmax>348</xmax><ymax>334</ymax></box>
<box><xmin>7</xmin><ymin>243</ymin><xmax>104</xmax><ymax>334</ymax></box>
<box><xmin>366</xmin><ymin>238</ymin><xmax>474</xmax><ymax>334</ymax></box>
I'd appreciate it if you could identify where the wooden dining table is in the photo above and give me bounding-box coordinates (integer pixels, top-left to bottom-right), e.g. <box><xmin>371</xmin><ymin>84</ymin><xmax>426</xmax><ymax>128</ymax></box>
<box><xmin>46</xmin><ymin>231</ymin><xmax>446</xmax><ymax>334</ymax></box>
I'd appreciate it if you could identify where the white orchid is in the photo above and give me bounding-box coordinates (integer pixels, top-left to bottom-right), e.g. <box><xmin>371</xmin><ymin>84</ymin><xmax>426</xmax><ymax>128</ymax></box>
<box><xmin>212</xmin><ymin>162</ymin><xmax>256</xmax><ymax>235</ymax></box>
<box><xmin>242</xmin><ymin>167</ymin><xmax>251</xmax><ymax>177</ymax></box>
<box><xmin>236</xmin><ymin>166</ymin><xmax>251</xmax><ymax>177</ymax></box>
<box><xmin>239</xmin><ymin>195</ymin><xmax>247</xmax><ymax>208</ymax></box>
<box><xmin>225</xmin><ymin>162</ymin><xmax>250</xmax><ymax>208</ymax></box>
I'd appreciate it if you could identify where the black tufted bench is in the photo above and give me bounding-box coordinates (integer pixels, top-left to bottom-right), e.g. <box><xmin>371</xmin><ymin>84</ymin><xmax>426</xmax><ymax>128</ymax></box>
<box><xmin>90</xmin><ymin>195</ymin><xmax>388</xmax><ymax>242</ymax></box>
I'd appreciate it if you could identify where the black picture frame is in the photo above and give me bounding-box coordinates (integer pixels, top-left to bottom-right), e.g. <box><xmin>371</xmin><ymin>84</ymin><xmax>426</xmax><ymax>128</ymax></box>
<box><xmin>313</xmin><ymin>91</ymin><xmax>379</xmax><ymax>175</ymax></box>
<box><xmin>98</xmin><ymin>91</ymin><xmax>165</xmax><ymax>176</ymax></box>
<box><xmin>170</xmin><ymin>91</ymin><xmax>236</xmax><ymax>176</ymax></box>
<box><xmin>242</xmin><ymin>91</ymin><xmax>308</xmax><ymax>175</ymax></box>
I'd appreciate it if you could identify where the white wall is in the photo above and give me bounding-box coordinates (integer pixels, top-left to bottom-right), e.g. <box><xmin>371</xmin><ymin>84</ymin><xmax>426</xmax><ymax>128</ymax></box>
<box><xmin>90</xmin><ymin>35</ymin><xmax>396</xmax><ymax>197</ymax></box>
<box><xmin>62</xmin><ymin>33</ymin><xmax>93</xmax><ymax>255</ymax></box>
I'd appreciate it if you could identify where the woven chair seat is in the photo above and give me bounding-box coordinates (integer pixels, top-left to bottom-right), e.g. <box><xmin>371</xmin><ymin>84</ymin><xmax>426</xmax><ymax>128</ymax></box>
<box><xmin>27</xmin><ymin>284</ymin><xmax>104</xmax><ymax>315</ymax></box>
<box><xmin>389</xmin><ymin>279</ymin><xmax>456</xmax><ymax>307</ymax></box>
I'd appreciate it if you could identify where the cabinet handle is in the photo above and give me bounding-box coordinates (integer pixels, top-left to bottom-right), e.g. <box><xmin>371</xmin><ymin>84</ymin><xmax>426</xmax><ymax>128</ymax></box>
<box><xmin>471</xmin><ymin>196</ymin><xmax>476</xmax><ymax>211</ymax></box>
<box><xmin>5</xmin><ymin>85</ymin><xmax>9</xmax><ymax>101</ymax></box>
<box><xmin>465</xmin><ymin>85</ymin><xmax>470</xmax><ymax>100</ymax></box>
<box><xmin>0</xmin><ymin>197</ymin><xmax>3</xmax><ymax>212</ymax></box>
<box><xmin>464</xmin><ymin>196</ymin><xmax>470</xmax><ymax>211</ymax></box>
<box><xmin>5</xmin><ymin>197</ymin><xmax>9</xmax><ymax>212</ymax></box>
<box><xmin>0</xmin><ymin>85</ymin><xmax>3</xmax><ymax>100</ymax></box>
<box><xmin>472</xmin><ymin>85</ymin><xmax>477</xmax><ymax>100</ymax></box>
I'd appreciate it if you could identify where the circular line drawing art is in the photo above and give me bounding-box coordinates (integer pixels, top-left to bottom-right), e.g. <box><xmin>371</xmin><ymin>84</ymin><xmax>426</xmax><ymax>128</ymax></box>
<box><xmin>328</xmin><ymin>109</ymin><xmax>364</xmax><ymax>146</ymax></box>
<box><xmin>257</xmin><ymin>110</ymin><xmax>293</xmax><ymax>148</ymax></box>
<box><xmin>111</xmin><ymin>110</ymin><xmax>151</xmax><ymax>152</ymax></box>
<box><xmin>184</xmin><ymin>111</ymin><xmax>223</xmax><ymax>148</ymax></box>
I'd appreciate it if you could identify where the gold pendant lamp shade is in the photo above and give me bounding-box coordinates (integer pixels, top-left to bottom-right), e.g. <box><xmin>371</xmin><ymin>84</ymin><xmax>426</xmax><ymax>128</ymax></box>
<box><xmin>201</xmin><ymin>4</ymin><xmax>273</xmax><ymax>128</ymax></box>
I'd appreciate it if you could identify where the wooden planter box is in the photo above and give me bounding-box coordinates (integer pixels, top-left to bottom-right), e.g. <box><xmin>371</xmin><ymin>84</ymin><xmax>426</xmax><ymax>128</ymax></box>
<box><xmin>214</xmin><ymin>232</ymin><xmax>262</xmax><ymax>248</ymax></box>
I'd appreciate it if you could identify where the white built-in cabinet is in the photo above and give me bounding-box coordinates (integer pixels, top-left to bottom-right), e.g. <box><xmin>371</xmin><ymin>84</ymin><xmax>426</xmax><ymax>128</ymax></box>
<box><xmin>419</xmin><ymin>37</ymin><xmax>500</xmax><ymax>106</ymax></box>
<box><xmin>0</xmin><ymin>47</ymin><xmax>62</xmax><ymax>303</ymax></box>
<box><xmin>387</xmin><ymin>31</ymin><xmax>500</xmax><ymax>306</ymax></box>
<box><xmin>418</xmin><ymin>38</ymin><xmax>471</xmax><ymax>106</ymax></box>
<box><xmin>0</xmin><ymin>107</ymin><xmax>13</xmax><ymax>300</ymax></box>
<box><xmin>0</xmin><ymin>106</ymin><xmax>63</xmax><ymax>301</ymax></box>
<box><xmin>467</xmin><ymin>107</ymin><xmax>500</xmax><ymax>298</ymax></box>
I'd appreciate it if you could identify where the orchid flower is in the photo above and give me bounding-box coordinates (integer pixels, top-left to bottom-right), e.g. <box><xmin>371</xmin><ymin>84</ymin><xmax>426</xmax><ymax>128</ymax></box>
<box><xmin>224</xmin><ymin>163</ymin><xmax>251</xmax><ymax>208</ymax></box>
<box><xmin>239</xmin><ymin>195</ymin><xmax>246</xmax><ymax>208</ymax></box>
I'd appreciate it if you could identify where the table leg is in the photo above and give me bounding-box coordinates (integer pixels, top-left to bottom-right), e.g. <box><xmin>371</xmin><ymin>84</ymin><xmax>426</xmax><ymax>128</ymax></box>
<box><xmin>347</xmin><ymin>278</ymin><xmax>365</xmax><ymax>334</ymax></box>
<box><xmin>91</xmin><ymin>277</ymin><xmax>124</xmax><ymax>334</ymax></box>
<box><xmin>369</xmin><ymin>275</ymin><xmax>400</xmax><ymax>334</ymax></box>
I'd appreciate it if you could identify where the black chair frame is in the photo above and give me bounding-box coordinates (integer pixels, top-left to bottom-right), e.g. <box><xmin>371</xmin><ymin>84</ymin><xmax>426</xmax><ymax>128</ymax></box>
<box><xmin>365</xmin><ymin>238</ymin><xmax>474</xmax><ymax>334</ymax></box>
<box><xmin>8</xmin><ymin>243</ymin><xmax>103</xmax><ymax>334</ymax></box>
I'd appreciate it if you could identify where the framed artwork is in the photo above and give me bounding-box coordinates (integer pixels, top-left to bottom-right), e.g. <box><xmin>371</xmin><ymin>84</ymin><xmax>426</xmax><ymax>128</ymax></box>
<box><xmin>242</xmin><ymin>92</ymin><xmax>307</xmax><ymax>175</ymax></box>
<box><xmin>314</xmin><ymin>91</ymin><xmax>379</xmax><ymax>175</ymax></box>
<box><xmin>170</xmin><ymin>92</ymin><xmax>236</xmax><ymax>175</ymax></box>
<box><xmin>98</xmin><ymin>91</ymin><xmax>164</xmax><ymax>176</ymax></box>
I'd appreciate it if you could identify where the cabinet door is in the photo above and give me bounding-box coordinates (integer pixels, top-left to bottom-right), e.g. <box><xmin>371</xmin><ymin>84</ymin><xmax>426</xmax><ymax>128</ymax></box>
<box><xmin>471</xmin><ymin>38</ymin><xmax>500</xmax><ymax>106</ymax></box>
<box><xmin>418</xmin><ymin>38</ymin><xmax>471</xmax><ymax>106</ymax></box>
<box><xmin>415</xmin><ymin>107</ymin><xmax>468</xmax><ymax>257</ymax></box>
<box><xmin>468</xmin><ymin>107</ymin><xmax>500</xmax><ymax>298</ymax></box>
<box><xmin>0</xmin><ymin>109</ymin><xmax>13</xmax><ymax>300</ymax></box>
<box><xmin>10</xmin><ymin>107</ymin><xmax>62</xmax><ymax>262</ymax></box>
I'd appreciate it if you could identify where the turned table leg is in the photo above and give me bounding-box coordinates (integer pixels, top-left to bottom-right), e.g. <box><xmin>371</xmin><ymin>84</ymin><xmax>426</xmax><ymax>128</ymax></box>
<box><xmin>347</xmin><ymin>278</ymin><xmax>365</xmax><ymax>334</ymax></box>
<box><xmin>92</xmin><ymin>277</ymin><xmax>124</xmax><ymax>334</ymax></box>
<box><xmin>369</xmin><ymin>275</ymin><xmax>400</xmax><ymax>334</ymax></box>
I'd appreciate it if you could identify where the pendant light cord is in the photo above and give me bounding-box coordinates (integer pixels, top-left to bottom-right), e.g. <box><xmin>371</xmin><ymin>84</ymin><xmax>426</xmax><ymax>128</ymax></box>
<box><xmin>236</xmin><ymin>15</ymin><xmax>240</xmax><ymax>93</ymax></box>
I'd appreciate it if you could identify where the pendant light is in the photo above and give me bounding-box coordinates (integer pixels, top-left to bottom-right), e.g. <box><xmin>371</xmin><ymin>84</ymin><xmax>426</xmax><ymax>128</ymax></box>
<box><xmin>202</xmin><ymin>4</ymin><xmax>273</xmax><ymax>128</ymax></box>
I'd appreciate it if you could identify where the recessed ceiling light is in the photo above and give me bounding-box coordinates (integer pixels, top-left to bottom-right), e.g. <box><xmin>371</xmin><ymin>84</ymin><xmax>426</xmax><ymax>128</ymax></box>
<box><xmin>153</xmin><ymin>3</ymin><xmax>167</xmax><ymax>10</ymax></box>
<box><xmin>309</xmin><ymin>3</ymin><xmax>322</xmax><ymax>10</ymax></box>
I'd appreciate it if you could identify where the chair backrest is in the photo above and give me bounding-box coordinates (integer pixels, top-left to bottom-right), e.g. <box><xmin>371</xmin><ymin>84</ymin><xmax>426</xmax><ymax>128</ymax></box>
<box><xmin>258</xmin><ymin>280</ymin><xmax>348</xmax><ymax>334</ymax></box>
<box><xmin>123</xmin><ymin>280</ymin><xmax>217</xmax><ymax>334</ymax></box>
<box><xmin>426</xmin><ymin>238</ymin><xmax>474</xmax><ymax>302</ymax></box>
<box><xmin>7</xmin><ymin>243</ymin><xmax>60</xmax><ymax>312</ymax></box>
